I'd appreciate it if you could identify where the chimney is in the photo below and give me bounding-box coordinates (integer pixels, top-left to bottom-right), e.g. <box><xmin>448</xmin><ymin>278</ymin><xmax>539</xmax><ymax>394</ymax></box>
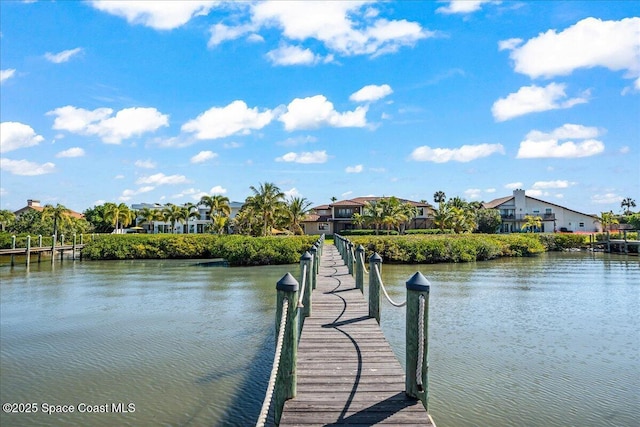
<box><xmin>27</xmin><ymin>199</ymin><xmax>41</xmax><ymax>208</ymax></box>
<box><xmin>513</xmin><ymin>189</ymin><xmax>525</xmax><ymax>213</ymax></box>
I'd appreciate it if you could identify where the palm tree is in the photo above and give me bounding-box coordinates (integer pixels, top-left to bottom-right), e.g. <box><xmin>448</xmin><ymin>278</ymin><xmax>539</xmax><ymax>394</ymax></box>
<box><xmin>351</xmin><ymin>212</ymin><xmax>366</xmax><ymax>229</ymax></box>
<box><xmin>104</xmin><ymin>202</ymin><xmax>134</xmax><ymax>233</ymax></box>
<box><xmin>521</xmin><ymin>215</ymin><xmax>542</xmax><ymax>233</ymax></box>
<box><xmin>199</xmin><ymin>194</ymin><xmax>231</xmax><ymax>233</ymax></box>
<box><xmin>621</xmin><ymin>197</ymin><xmax>636</xmax><ymax>215</ymax></box>
<box><xmin>450</xmin><ymin>206</ymin><xmax>476</xmax><ymax>233</ymax></box>
<box><xmin>284</xmin><ymin>197</ymin><xmax>312</xmax><ymax>235</ymax></box>
<box><xmin>433</xmin><ymin>204</ymin><xmax>452</xmax><ymax>232</ymax></box>
<box><xmin>362</xmin><ymin>200</ymin><xmax>384</xmax><ymax>234</ymax></box>
<box><xmin>594</xmin><ymin>211</ymin><xmax>619</xmax><ymax>232</ymax></box>
<box><xmin>247</xmin><ymin>182</ymin><xmax>285</xmax><ymax>236</ymax></box>
<box><xmin>433</xmin><ymin>191</ymin><xmax>446</xmax><ymax>205</ymax></box>
<box><xmin>138</xmin><ymin>207</ymin><xmax>163</xmax><ymax>233</ymax></box>
<box><xmin>162</xmin><ymin>203</ymin><xmax>186</xmax><ymax>233</ymax></box>
<box><xmin>182</xmin><ymin>203</ymin><xmax>200</xmax><ymax>234</ymax></box>
<box><xmin>0</xmin><ymin>209</ymin><xmax>15</xmax><ymax>232</ymax></box>
<box><xmin>41</xmin><ymin>204</ymin><xmax>73</xmax><ymax>238</ymax></box>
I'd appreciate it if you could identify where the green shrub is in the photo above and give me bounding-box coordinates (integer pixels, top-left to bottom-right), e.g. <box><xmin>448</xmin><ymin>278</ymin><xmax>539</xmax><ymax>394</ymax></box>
<box><xmin>81</xmin><ymin>234</ymin><xmax>317</xmax><ymax>266</ymax></box>
<box><xmin>537</xmin><ymin>233</ymin><xmax>587</xmax><ymax>251</ymax></box>
<box><xmin>348</xmin><ymin>234</ymin><xmax>543</xmax><ymax>264</ymax></box>
<box><xmin>405</xmin><ymin>229</ymin><xmax>454</xmax><ymax>235</ymax></box>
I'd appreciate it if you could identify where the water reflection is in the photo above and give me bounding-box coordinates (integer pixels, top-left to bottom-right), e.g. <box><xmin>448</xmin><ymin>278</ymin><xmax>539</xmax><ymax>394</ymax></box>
<box><xmin>1</xmin><ymin>253</ymin><xmax>638</xmax><ymax>427</ymax></box>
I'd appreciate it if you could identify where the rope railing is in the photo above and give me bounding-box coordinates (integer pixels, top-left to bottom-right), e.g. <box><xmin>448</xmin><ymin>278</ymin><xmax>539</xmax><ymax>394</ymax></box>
<box><xmin>416</xmin><ymin>294</ymin><xmax>426</xmax><ymax>392</ymax></box>
<box><xmin>256</xmin><ymin>298</ymin><xmax>289</xmax><ymax>427</ymax></box>
<box><xmin>256</xmin><ymin>234</ymin><xmax>324</xmax><ymax>426</ymax></box>
<box><xmin>373</xmin><ymin>263</ymin><xmax>406</xmax><ymax>307</ymax></box>
<box><xmin>297</xmin><ymin>264</ymin><xmax>307</xmax><ymax>308</ymax></box>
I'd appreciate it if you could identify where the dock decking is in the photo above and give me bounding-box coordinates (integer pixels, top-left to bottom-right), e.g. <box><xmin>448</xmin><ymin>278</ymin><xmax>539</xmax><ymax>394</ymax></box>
<box><xmin>278</xmin><ymin>244</ymin><xmax>433</xmax><ymax>426</ymax></box>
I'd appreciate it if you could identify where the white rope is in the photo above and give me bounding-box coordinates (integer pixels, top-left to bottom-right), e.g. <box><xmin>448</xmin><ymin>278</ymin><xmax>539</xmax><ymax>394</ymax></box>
<box><xmin>297</xmin><ymin>265</ymin><xmax>307</xmax><ymax>308</ymax></box>
<box><xmin>359</xmin><ymin>252</ymin><xmax>370</xmax><ymax>274</ymax></box>
<box><xmin>256</xmin><ymin>298</ymin><xmax>289</xmax><ymax>427</ymax></box>
<box><xmin>416</xmin><ymin>294</ymin><xmax>425</xmax><ymax>392</ymax></box>
<box><xmin>373</xmin><ymin>264</ymin><xmax>406</xmax><ymax>307</ymax></box>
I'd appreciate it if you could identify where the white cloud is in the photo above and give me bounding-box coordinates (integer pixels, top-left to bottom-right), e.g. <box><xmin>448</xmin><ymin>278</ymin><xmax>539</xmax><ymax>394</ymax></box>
<box><xmin>245</xmin><ymin>1</ymin><xmax>430</xmax><ymax>58</ymax></box>
<box><xmin>0</xmin><ymin>158</ymin><xmax>56</xmax><ymax>175</ymax></box>
<box><xmin>0</xmin><ymin>122</ymin><xmax>45</xmax><ymax>153</ymax></box>
<box><xmin>1</xmin><ymin>69</ymin><xmax>16</xmax><ymax>83</ymax></box>
<box><xmin>498</xmin><ymin>38</ymin><xmax>523</xmax><ymax>51</ymax></box>
<box><xmin>56</xmin><ymin>147</ymin><xmax>85</xmax><ymax>158</ymax></box>
<box><xmin>209</xmin><ymin>185</ymin><xmax>227</xmax><ymax>194</ymax></box>
<box><xmin>410</xmin><ymin>143</ymin><xmax>505</xmax><ymax>163</ymax></box>
<box><xmin>345</xmin><ymin>164</ymin><xmax>363</xmax><ymax>173</ymax></box>
<box><xmin>284</xmin><ymin>187</ymin><xmax>300</xmax><ymax>198</ymax></box>
<box><xmin>492</xmin><ymin>83</ymin><xmax>589</xmax><ymax>122</ymax></box>
<box><xmin>276</xmin><ymin>150</ymin><xmax>329</xmax><ymax>164</ymax></box>
<box><xmin>342</xmin><ymin>190</ymin><xmax>353</xmax><ymax>198</ymax></box>
<box><xmin>532</xmin><ymin>180</ymin><xmax>575</xmax><ymax>189</ymax></box>
<box><xmin>266</xmin><ymin>44</ymin><xmax>325</xmax><ymax>66</ymax></box>
<box><xmin>120</xmin><ymin>186</ymin><xmax>155</xmax><ymax>201</ymax></box>
<box><xmin>591</xmin><ymin>193</ymin><xmax>623</xmax><ymax>204</ymax></box>
<box><xmin>436</xmin><ymin>0</ymin><xmax>492</xmax><ymax>14</ymax></box>
<box><xmin>90</xmin><ymin>0</ymin><xmax>218</xmax><ymax>30</ymax></box>
<box><xmin>505</xmin><ymin>182</ymin><xmax>524</xmax><ymax>190</ymax></box>
<box><xmin>0</xmin><ymin>188</ymin><xmax>7</xmax><ymax>197</ymax></box>
<box><xmin>501</xmin><ymin>17</ymin><xmax>640</xmax><ymax>82</ymax></box>
<box><xmin>277</xmin><ymin>135</ymin><xmax>317</xmax><ymax>146</ymax></box>
<box><xmin>486</xmin><ymin>188</ymin><xmax>496</xmax><ymax>193</ymax></box>
<box><xmin>223</xmin><ymin>141</ymin><xmax>242</xmax><ymax>149</ymax></box>
<box><xmin>517</xmin><ymin>124</ymin><xmax>605</xmax><ymax>159</ymax></box>
<box><xmin>48</xmin><ymin>105</ymin><xmax>169</xmax><ymax>144</ymax></box>
<box><xmin>114</xmin><ymin>174</ymin><xmax>125</xmax><ymax>180</ymax></box>
<box><xmin>44</xmin><ymin>47</ymin><xmax>83</xmax><ymax>63</ymax></box>
<box><xmin>464</xmin><ymin>188</ymin><xmax>482</xmax><ymax>199</ymax></box>
<box><xmin>208</xmin><ymin>22</ymin><xmax>256</xmax><ymax>47</ymax></box>
<box><xmin>135</xmin><ymin>159</ymin><xmax>156</xmax><ymax>169</ymax></box>
<box><xmin>136</xmin><ymin>173</ymin><xmax>189</xmax><ymax>185</ymax></box>
<box><xmin>620</xmin><ymin>146</ymin><xmax>630</xmax><ymax>154</ymax></box>
<box><xmin>190</xmin><ymin>150</ymin><xmax>218</xmax><ymax>164</ymax></box>
<box><xmin>279</xmin><ymin>95</ymin><xmax>368</xmax><ymax>130</ymax></box>
<box><xmin>349</xmin><ymin>84</ymin><xmax>393</xmax><ymax>103</ymax></box>
<box><xmin>526</xmin><ymin>189</ymin><xmax>547</xmax><ymax>198</ymax></box>
<box><xmin>182</xmin><ymin>100</ymin><xmax>274</xmax><ymax>140</ymax></box>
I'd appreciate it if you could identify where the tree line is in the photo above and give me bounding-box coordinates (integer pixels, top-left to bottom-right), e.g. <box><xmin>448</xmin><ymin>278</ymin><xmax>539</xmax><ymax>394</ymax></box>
<box><xmin>0</xmin><ymin>188</ymin><xmax>637</xmax><ymax>238</ymax></box>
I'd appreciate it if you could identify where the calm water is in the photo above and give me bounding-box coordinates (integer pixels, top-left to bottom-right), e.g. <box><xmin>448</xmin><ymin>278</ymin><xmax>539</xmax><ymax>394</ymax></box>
<box><xmin>1</xmin><ymin>252</ymin><xmax>638</xmax><ymax>427</ymax></box>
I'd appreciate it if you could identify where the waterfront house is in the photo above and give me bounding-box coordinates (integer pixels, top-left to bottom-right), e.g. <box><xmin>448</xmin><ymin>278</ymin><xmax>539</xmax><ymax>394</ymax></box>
<box><xmin>131</xmin><ymin>201</ymin><xmax>244</xmax><ymax>234</ymax></box>
<box><xmin>302</xmin><ymin>197</ymin><xmax>433</xmax><ymax>235</ymax></box>
<box><xmin>484</xmin><ymin>189</ymin><xmax>601</xmax><ymax>233</ymax></box>
<box><xmin>13</xmin><ymin>199</ymin><xmax>84</xmax><ymax>219</ymax></box>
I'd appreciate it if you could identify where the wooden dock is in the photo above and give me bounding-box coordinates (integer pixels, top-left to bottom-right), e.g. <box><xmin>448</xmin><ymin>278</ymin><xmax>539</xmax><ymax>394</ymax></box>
<box><xmin>278</xmin><ymin>244</ymin><xmax>434</xmax><ymax>426</ymax></box>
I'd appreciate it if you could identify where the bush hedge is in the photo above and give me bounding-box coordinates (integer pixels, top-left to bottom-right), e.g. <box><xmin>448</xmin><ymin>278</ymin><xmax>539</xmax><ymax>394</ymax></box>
<box><xmin>348</xmin><ymin>234</ymin><xmax>546</xmax><ymax>263</ymax></box>
<box><xmin>80</xmin><ymin>234</ymin><xmax>317</xmax><ymax>266</ymax></box>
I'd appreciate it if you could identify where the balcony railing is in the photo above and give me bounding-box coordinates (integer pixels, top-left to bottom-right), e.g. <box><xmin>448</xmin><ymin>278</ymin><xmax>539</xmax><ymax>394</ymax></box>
<box><xmin>501</xmin><ymin>213</ymin><xmax>555</xmax><ymax>221</ymax></box>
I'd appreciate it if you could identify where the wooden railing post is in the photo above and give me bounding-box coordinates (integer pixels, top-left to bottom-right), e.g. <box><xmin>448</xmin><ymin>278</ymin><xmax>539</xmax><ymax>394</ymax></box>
<box><xmin>60</xmin><ymin>234</ymin><xmax>65</xmax><ymax>261</ymax></box>
<box><xmin>347</xmin><ymin>241</ymin><xmax>354</xmax><ymax>275</ymax></box>
<box><xmin>275</xmin><ymin>273</ymin><xmax>299</xmax><ymax>424</ymax></box>
<box><xmin>11</xmin><ymin>235</ymin><xmax>16</xmax><ymax>267</ymax></box>
<box><xmin>26</xmin><ymin>235</ymin><xmax>31</xmax><ymax>267</ymax></box>
<box><xmin>309</xmin><ymin>245</ymin><xmax>318</xmax><ymax>290</ymax></box>
<box><xmin>38</xmin><ymin>235</ymin><xmax>42</xmax><ymax>263</ymax></box>
<box><xmin>405</xmin><ymin>272</ymin><xmax>430</xmax><ymax>409</ymax></box>
<box><xmin>300</xmin><ymin>251</ymin><xmax>312</xmax><ymax>318</ymax></box>
<box><xmin>72</xmin><ymin>233</ymin><xmax>77</xmax><ymax>260</ymax></box>
<box><xmin>51</xmin><ymin>235</ymin><xmax>56</xmax><ymax>264</ymax></box>
<box><xmin>369</xmin><ymin>252</ymin><xmax>382</xmax><ymax>323</ymax></box>
<box><xmin>355</xmin><ymin>245</ymin><xmax>365</xmax><ymax>292</ymax></box>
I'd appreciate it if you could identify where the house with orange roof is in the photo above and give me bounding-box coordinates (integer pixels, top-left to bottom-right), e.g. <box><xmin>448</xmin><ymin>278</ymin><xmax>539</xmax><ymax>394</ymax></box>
<box><xmin>302</xmin><ymin>197</ymin><xmax>433</xmax><ymax>235</ymax></box>
<box><xmin>13</xmin><ymin>199</ymin><xmax>84</xmax><ymax>220</ymax></box>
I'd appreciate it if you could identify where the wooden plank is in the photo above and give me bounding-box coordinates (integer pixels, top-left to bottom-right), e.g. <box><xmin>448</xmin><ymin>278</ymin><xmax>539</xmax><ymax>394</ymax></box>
<box><xmin>278</xmin><ymin>244</ymin><xmax>433</xmax><ymax>426</ymax></box>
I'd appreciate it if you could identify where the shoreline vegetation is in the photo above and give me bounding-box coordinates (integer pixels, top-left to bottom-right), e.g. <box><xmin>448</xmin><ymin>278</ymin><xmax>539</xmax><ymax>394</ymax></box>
<box><xmin>75</xmin><ymin>233</ymin><xmax>590</xmax><ymax>266</ymax></box>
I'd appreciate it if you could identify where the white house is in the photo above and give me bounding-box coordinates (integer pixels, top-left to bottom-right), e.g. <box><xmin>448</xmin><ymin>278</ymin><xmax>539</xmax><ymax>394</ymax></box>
<box><xmin>131</xmin><ymin>201</ymin><xmax>244</xmax><ymax>234</ymax></box>
<box><xmin>484</xmin><ymin>189</ymin><xmax>601</xmax><ymax>233</ymax></box>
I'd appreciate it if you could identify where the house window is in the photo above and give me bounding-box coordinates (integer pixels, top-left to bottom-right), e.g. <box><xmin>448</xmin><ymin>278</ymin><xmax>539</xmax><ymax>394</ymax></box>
<box><xmin>417</xmin><ymin>208</ymin><xmax>424</xmax><ymax>216</ymax></box>
<box><xmin>319</xmin><ymin>223</ymin><xmax>329</xmax><ymax>231</ymax></box>
<box><xmin>545</xmin><ymin>208</ymin><xmax>552</xmax><ymax>214</ymax></box>
<box><xmin>579</xmin><ymin>222</ymin><xmax>585</xmax><ymax>227</ymax></box>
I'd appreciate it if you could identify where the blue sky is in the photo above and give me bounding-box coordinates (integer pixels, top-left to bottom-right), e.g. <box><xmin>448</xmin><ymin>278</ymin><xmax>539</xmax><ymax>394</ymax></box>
<box><xmin>1</xmin><ymin>0</ymin><xmax>638</xmax><ymax>215</ymax></box>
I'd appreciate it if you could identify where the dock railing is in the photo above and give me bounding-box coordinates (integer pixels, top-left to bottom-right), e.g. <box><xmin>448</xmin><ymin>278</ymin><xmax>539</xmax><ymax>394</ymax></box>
<box><xmin>256</xmin><ymin>234</ymin><xmax>324</xmax><ymax>427</ymax></box>
<box><xmin>334</xmin><ymin>233</ymin><xmax>430</xmax><ymax>405</ymax></box>
<box><xmin>258</xmin><ymin>233</ymin><xmax>430</xmax><ymax>426</ymax></box>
